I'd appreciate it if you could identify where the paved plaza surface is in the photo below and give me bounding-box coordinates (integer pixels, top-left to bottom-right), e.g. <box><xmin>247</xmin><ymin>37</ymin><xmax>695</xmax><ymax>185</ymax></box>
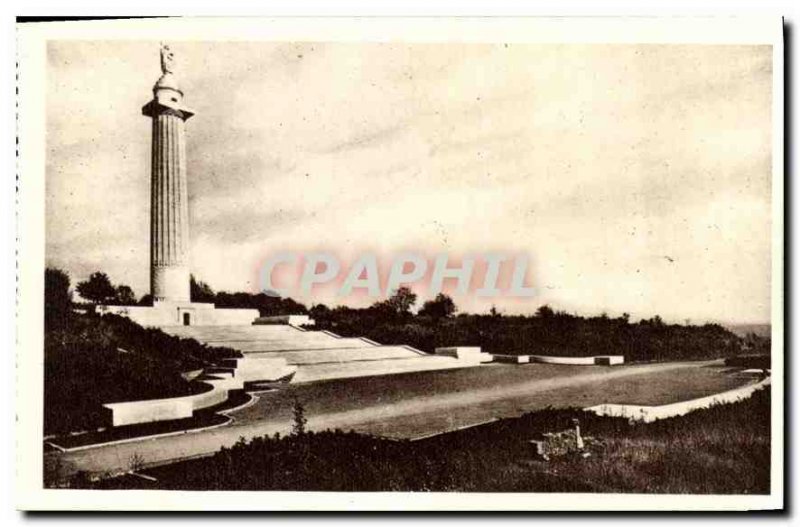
<box><xmin>51</xmin><ymin>360</ymin><xmax>752</xmax><ymax>478</ymax></box>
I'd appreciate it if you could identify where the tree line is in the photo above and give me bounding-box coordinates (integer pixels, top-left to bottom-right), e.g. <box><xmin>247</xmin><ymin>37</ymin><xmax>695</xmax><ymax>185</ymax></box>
<box><xmin>49</xmin><ymin>267</ymin><xmax>768</xmax><ymax>363</ymax></box>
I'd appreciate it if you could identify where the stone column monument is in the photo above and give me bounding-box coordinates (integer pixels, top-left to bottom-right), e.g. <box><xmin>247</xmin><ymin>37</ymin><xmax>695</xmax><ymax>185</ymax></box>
<box><xmin>97</xmin><ymin>44</ymin><xmax>259</xmax><ymax>326</ymax></box>
<box><xmin>142</xmin><ymin>44</ymin><xmax>194</xmax><ymax>302</ymax></box>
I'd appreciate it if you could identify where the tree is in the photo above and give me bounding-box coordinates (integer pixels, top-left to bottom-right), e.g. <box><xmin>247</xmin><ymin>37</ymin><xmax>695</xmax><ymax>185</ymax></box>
<box><xmin>114</xmin><ymin>285</ymin><xmax>137</xmax><ymax>306</ymax></box>
<box><xmin>418</xmin><ymin>293</ymin><xmax>457</xmax><ymax>320</ymax></box>
<box><xmin>309</xmin><ymin>303</ymin><xmax>331</xmax><ymax>322</ymax></box>
<box><xmin>76</xmin><ymin>272</ymin><xmax>116</xmax><ymax>304</ymax></box>
<box><xmin>291</xmin><ymin>399</ymin><xmax>307</xmax><ymax>436</ymax></box>
<box><xmin>382</xmin><ymin>286</ymin><xmax>417</xmax><ymax>315</ymax></box>
<box><xmin>128</xmin><ymin>452</ymin><xmax>145</xmax><ymax>473</ymax></box>
<box><xmin>535</xmin><ymin>305</ymin><xmax>555</xmax><ymax>318</ymax></box>
<box><xmin>212</xmin><ymin>290</ymin><xmax>308</xmax><ymax>316</ymax></box>
<box><xmin>190</xmin><ymin>275</ymin><xmax>215</xmax><ymax>303</ymax></box>
<box><xmin>44</xmin><ymin>268</ymin><xmax>72</xmax><ymax>329</ymax></box>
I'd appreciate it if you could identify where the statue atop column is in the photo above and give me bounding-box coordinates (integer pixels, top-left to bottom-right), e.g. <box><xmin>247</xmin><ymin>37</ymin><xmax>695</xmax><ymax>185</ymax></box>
<box><xmin>160</xmin><ymin>43</ymin><xmax>176</xmax><ymax>75</ymax></box>
<box><xmin>155</xmin><ymin>43</ymin><xmax>180</xmax><ymax>92</ymax></box>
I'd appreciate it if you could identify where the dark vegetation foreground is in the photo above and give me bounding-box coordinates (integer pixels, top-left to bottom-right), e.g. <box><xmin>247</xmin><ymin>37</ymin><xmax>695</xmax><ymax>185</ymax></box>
<box><xmin>44</xmin><ymin>312</ymin><xmax>239</xmax><ymax>435</ymax></box>
<box><xmin>84</xmin><ymin>388</ymin><xmax>771</xmax><ymax>494</ymax></box>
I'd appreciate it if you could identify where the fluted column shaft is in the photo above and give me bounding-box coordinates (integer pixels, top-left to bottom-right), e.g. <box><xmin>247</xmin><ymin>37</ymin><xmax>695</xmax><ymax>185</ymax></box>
<box><xmin>146</xmin><ymin>103</ymin><xmax>192</xmax><ymax>302</ymax></box>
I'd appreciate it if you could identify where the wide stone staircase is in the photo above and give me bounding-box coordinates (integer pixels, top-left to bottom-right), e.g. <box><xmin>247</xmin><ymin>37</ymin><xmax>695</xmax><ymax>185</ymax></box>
<box><xmin>163</xmin><ymin>324</ymin><xmax>483</xmax><ymax>383</ymax></box>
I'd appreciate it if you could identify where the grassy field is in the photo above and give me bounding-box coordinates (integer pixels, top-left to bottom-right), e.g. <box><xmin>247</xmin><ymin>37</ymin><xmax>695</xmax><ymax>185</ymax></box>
<box><xmin>523</xmin><ymin>389</ymin><xmax>771</xmax><ymax>493</ymax></box>
<box><xmin>85</xmin><ymin>386</ymin><xmax>771</xmax><ymax>493</ymax></box>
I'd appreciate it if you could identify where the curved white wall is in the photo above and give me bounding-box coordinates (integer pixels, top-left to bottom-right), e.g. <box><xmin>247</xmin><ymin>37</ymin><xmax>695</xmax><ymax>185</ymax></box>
<box><xmin>529</xmin><ymin>355</ymin><xmax>597</xmax><ymax>365</ymax></box>
<box><xmin>585</xmin><ymin>377</ymin><xmax>770</xmax><ymax>423</ymax></box>
<box><xmin>103</xmin><ymin>374</ymin><xmax>244</xmax><ymax>427</ymax></box>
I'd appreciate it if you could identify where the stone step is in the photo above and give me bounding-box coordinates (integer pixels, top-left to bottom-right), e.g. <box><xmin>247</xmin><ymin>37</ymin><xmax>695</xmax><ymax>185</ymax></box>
<box><xmin>292</xmin><ymin>355</ymin><xmax>476</xmax><ymax>383</ymax></box>
<box><xmin>222</xmin><ymin>338</ymin><xmax>375</xmax><ymax>353</ymax></box>
<box><xmin>162</xmin><ymin>325</ymin><xmax>303</xmax><ymax>341</ymax></box>
<box><xmin>160</xmin><ymin>324</ymin><xmax>481</xmax><ymax>384</ymax></box>
<box><xmin>244</xmin><ymin>345</ymin><xmax>424</xmax><ymax>365</ymax></box>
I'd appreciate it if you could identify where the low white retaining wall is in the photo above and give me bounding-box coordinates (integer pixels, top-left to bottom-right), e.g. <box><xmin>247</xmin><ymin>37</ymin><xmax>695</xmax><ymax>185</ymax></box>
<box><xmin>103</xmin><ymin>366</ymin><xmax>256</xmax><ymax>428</ymax></box>
<box><xmin>188</xmin><ymin>377</ymin><xmax>242</xmax><ymax>409</ymax></box>
<box><xmin>254</xmin><ymin>315</ymin><xmax>315</xmax><ymax>326</ymax></box>
<box><xmin>435</xmin><ymin>347</ymin><xmax>493</xmax><ymax>364</ymax></box>
<box><xmin>102</xmin><ymin>396</ymin><xmax>195</xmax><ymax>426</ymax></box>
<box><xmin>526</xmin><ymin>355</ymin><xmax>625</xmax><ymax>365</ymax></box>
<box><xmin>529</xmin><ymin>355</ymin><xmax>597</xmax><ymax>365</ymax></box>
<box><xmin>191</xmin><ymin>308</ymin><xmax>260</xmax><ymax>326</ymax></box>
<box><xmin>225</xmin><ymin>356</ymin><xmax>297</xmax><ymax>382</ymax></box>
<box><xmin>493</xmin><ymin>354</ymin><xmax>531</xmax><ymax>364</ymax></box>
<box><xmin>585</xmin><ymin>377</ymin><xmax>771</xmax><ymax>423</ymax></box>
<box><xmin>103</xmin><ymin>355</ymin><xmax>301</xmax><ymax>427</ymax></box>
<box><xmin>594</xmin><ymin>355</ymin><xmax>625</xmax><ymax>365</ymax></box>
<box><xmin>491</xmin><ymin>354</ymin><xmax>625</xmax><ymax>365</ymax></box>
<box><xmin>103</xmin><ymin>375</ymin><xmax>243</xmax><ymax>427</ymax></box>
<box><xmin>436</xmin><ymin>347</ymin><xmax>481</xmax><ymax>360</ymax></box>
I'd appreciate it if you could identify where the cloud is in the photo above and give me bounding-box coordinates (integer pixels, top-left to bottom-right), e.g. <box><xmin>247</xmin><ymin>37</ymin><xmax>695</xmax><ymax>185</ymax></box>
<box><xmin>46</xmin><ymin>42</ymin><xmax>773</xmax><ymax>323</ymax></box>
<box><xmin>315</xmin><ymin>123</ymin><xmax>407</xmax><ymax>154</ymax></box>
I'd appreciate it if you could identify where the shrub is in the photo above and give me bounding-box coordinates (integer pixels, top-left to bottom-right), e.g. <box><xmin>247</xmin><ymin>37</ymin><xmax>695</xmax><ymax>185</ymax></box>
<box><xmin>103</xmin><ymin>389</ymin><xmax>770</xmax><ymax>493</ymax></box>
<box><xmin>44</xmin><ymin>311</ymin><xmax>239</xmax><ymax>435</ymax></box>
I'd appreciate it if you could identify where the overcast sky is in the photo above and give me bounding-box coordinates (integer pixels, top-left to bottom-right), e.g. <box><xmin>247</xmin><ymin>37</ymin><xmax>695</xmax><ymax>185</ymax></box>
<box><xmin>45</xmin><ymin>41</ymin><xmax>772</xmax><ymax>323</ymax></box>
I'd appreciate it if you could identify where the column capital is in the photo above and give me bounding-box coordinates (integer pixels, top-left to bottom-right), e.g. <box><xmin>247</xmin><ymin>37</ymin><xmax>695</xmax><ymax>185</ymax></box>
<box><xmin>142</xmin><ymin>99</ymin><xmax>195</xmax><ymax>120</ymax></box>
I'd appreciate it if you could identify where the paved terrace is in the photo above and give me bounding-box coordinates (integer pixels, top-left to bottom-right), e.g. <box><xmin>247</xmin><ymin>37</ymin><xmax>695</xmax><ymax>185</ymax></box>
<box><xmin>48</xmin><ymin>360</ymin><xmax>756</xmax><ymax>479</ymax></box>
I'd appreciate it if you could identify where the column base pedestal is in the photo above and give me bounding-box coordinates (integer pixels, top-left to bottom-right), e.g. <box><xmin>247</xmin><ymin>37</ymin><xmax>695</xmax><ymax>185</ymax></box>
<box><xmin>96</xmin><ymin>301</ymin><xmax>259</xmax><ymax>328</ymax></box>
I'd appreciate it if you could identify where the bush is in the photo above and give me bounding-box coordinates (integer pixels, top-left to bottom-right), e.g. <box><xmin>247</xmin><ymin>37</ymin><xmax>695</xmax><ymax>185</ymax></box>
<box><xmin>725</xmin><ymin>355</ymin><xmax>771</xmax><ymax>370</ymax></box>
<box><xmin>44</xmin><ymin>268</ymin><xmax>72</xmax><ymax>330</ymax></box>
<box><xmin>100</xmin><ymin>388</ymin><xmax>770</xmax><ymax>493</ymax></box>
<box><xmin>44</xmin><ymin>312</ymin><xmax>239</xmax><ymax>435</ymax></box>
